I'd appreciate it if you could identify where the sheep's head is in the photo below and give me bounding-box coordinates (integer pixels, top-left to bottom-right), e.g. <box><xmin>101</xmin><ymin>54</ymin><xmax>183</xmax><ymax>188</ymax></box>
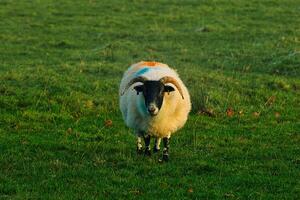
<box><xmin>122</xmin><ymin>76</ymin><xmax>184</xmax><ymax>116</ymax></box>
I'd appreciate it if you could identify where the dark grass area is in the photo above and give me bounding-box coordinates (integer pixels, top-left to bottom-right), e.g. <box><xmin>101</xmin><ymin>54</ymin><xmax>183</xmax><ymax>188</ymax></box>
<box><xmin>0</xmin><ymin>0</ymin><xmax>300</xmax><ymax>199</ymax></box>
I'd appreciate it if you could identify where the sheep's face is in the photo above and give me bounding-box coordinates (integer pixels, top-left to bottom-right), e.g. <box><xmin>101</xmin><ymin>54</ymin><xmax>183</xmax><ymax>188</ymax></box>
<box><xmin>134</xmin><ymin>81</ymin><xmax>175</xmax><ymax>116</ymax></box>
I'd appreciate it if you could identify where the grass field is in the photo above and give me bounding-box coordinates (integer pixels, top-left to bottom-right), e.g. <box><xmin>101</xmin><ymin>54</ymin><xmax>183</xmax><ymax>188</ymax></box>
<box><xmin>1</xmin><ymin>0</ymin><xmax>300</xmax><ymax>199</ymax></box>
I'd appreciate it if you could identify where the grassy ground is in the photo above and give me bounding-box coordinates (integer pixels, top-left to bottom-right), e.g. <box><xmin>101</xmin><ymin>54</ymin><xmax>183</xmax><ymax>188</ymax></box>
<box><xmin>1</xmin><ymin>0</ymin><xmax>299</xmax><ymax>199</ymax></box>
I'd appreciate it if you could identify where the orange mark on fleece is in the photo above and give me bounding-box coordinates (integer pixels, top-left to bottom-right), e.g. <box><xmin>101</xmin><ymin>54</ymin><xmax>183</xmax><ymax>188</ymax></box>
<box><xmin>137</xmin><ymin>61</ymin><xmax>165</xmax><ymax>67</ymax></box>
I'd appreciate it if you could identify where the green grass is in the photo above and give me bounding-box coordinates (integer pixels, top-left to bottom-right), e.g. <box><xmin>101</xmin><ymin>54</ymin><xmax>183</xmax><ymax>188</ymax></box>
<box><xmin>1</xmin><ymin>0</ymin><xmax>299</xmax><ymax>199</ymax></box>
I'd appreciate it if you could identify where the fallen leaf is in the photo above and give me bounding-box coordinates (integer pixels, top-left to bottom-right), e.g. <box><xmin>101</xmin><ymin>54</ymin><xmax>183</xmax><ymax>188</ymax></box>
<box><xmin>252</xmin><ymin>112</ymin><xmax>260</xmax><ymax>117</ymax></box>
<box><xmin>226</xmin><ymin>108</ymin><xmax>234</xmax><ymax>117</ymax></box>
<box><xmin>238</xmin><ymin>110</ymin><xmax>244</xmax><ymax>116</ymax></box>
<box><xmin>265</xmin><ymin>95</ymin><xmax>276</xmax><ymax>106</ymax></box>
<box><xmin>198</xmin><ymin>108</ymin><xmax>215</xmax><ymax>117</ymax></box>
<box><xmin>85</xmin><ymin>100</ymin><xmax>94</xmax><ymax>109</ymax></box>
<box><xmin>21</xmin><ymin>140</ymin><xmax>28</xmax><ymax>145</ymax></box>
<box><xmin>67</xmin><ymin>127</ymin><xmax>72</xmax><ymax>134</ymax></box>
<box><xmin>104</xmin><ymin>119</ymin><xmax>113</xmax><ymax>127</ymax></box>
<box><xmin>275</xmin><ymin>112</ymin><xmax>280</xmax><ymax>118</ymax></box>
<box><xmin>188</xmin><ymin>188</ymin><xmax>193</xmax><ymax>193</ymax></box>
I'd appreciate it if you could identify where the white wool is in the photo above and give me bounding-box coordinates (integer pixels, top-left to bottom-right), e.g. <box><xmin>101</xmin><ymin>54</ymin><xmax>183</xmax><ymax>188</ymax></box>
<box><xmin>119</xmin><ymin>61</ymin><xmax>191</xmax><ymax>138</ymax></box>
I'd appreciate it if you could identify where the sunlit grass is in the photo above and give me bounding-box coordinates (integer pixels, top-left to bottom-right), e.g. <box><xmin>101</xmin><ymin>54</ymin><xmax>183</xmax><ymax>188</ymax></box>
<box><xmin>0</xmin><ymin>0</ymin><xmax>299</xmax><ymax>199</ymax></box>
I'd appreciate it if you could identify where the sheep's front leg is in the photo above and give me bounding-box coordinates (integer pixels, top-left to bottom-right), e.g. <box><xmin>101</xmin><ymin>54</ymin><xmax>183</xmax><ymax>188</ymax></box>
<box><xmin>162</xmin><ymin>137</ymin><xmax>170</xmax><ymax>161</ymax></box>
<box><xmin>136</xmin><ymin>136</ymin><xmax>143</xmax><ymax>154</ymax></box>
<box><xmin>144</xmin><ymin>134</ymin><xmax>151</xmax><ymax>156</ymax></box>
<box><xmin>153</xmin><ymin>138</ymin><xmax>161</xmax><ymax>153</ymax></box>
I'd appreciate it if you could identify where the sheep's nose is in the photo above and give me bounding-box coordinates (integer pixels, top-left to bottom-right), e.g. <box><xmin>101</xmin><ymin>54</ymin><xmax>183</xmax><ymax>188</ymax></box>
<box><xmin>148</xmin><ymin>107</ymin><xmax>156</xmax><ymax>113</ymax></box>
<box><xmin>148</xmin><ymin>105</ymin><xmax>158</xmax><ymax>116</ymax></box>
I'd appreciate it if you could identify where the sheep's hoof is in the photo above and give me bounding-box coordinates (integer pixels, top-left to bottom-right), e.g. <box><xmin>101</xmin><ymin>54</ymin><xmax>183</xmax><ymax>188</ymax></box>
<box><xmin>144</xmin><ymin>149</ymin><xmax>151</xmax><ymax>157</ymax></box>
<box><xmin>137</xmin><ymin>148</ymin><xmax>143</xmax><ymax>155</ymax></box>
<box><xmin>153</xmin><ymin>147</ymin><xmax>160</xmax><ymax>153</ymax></box>
<box><xmin>162</xmin><ymin>154</ymin><xmax>169</xmax><ymax>162</ymax></box>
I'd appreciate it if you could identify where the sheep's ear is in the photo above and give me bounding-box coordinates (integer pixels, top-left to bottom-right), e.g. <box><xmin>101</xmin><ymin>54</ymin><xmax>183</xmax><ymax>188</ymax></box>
<box><xmin>134</xmin><ymin>85</ymin><xmax>144</xmax><ymax>95</ymax></box>
<box><xmin>164</xmin><ymin>85</ymin><xmax>175</xmax><ymax>94</ymax></box>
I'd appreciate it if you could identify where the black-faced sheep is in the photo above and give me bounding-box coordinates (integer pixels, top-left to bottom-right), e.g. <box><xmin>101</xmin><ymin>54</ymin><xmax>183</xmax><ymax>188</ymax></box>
<box><xmin>119</xmin><ymin>61</ymin><xmax>191</xmax><ymax>161</ymax></box>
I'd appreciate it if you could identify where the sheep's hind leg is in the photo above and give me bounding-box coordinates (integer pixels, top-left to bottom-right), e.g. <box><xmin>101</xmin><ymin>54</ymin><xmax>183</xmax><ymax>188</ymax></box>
<box><xmin>144</xmin><ymin>134</ymin><xmax>151</xmax><ymax>156</ymax></box>
<box><xmin>162</xmin><ymin>137</ymin><xmax>170</xmax><ymax>161</ymax></box>
<box><xmin>153</xmin><ymin>138</ymin><xmax>161</xmax><ymax>153</ymax></box>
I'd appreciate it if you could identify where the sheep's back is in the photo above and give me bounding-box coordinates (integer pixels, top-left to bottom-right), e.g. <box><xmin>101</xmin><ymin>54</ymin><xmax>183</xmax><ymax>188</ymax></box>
<box><xmin>119</xmin><ymin>61</ymin><xmax>180</xmax><ymax>93</ymax></box>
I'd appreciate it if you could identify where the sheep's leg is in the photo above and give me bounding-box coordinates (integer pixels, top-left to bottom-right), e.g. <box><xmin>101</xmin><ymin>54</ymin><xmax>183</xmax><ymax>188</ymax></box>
<box><xmin>153</xmin><ymin>138</ymin><xmax>161</xmax><ymax>153</ymax></box>
<box><xmin>136</xmin><ymin>136</ymin><xmax>143</xmax><ymax>154</ymax></box>
<box><xmin>162</xmin><ymin>137</ymin><xmax>170</xmax><ymax>161</ymax></box>
<box><xmin>144</xmin><ymin>134</ymin><xmax>151</xmax><ymax>156</ymax></box>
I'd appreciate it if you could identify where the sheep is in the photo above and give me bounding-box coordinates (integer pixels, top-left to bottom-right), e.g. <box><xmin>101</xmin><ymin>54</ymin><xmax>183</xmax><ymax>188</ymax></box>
<box><xmin>119</xmin><ymin>61</ymin><xmax>191</xmax><ymax>161</ymax></box>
